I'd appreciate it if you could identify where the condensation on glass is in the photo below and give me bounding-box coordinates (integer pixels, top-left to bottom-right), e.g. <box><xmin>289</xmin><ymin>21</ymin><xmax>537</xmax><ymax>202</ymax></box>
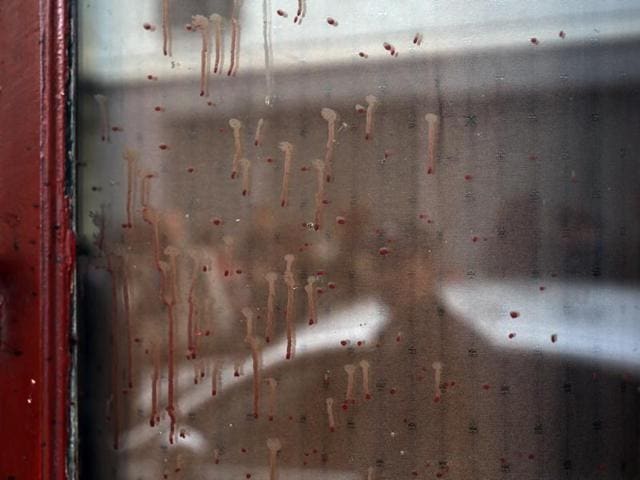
<box><xmin>77</xmin><ymin>1</ymin><xmax>640</xmax><ymax>478</ymax></box>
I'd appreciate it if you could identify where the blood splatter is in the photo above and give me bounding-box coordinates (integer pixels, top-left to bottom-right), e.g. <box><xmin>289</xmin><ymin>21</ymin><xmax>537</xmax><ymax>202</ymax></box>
<box><xmin>240</xmin><ymin>158</ymin><xmax>252</xmax><ymax>196</ymax></box>
<box><xmin>364</xmin><ymin>95</ymin><xmax>379</xmax><ymax>140</ymax></box>
<box><xmin>191</xmin><ymin>15</ymin><xmax>212</xmax><ymax>97</ymax></box>
<box><xmin>210</xmin><ymin>14</ymin><xmax>224</xmax><ymax>74</ymax></box>
<box><xmin>305</xmin><ymin>276</ymin><xmax>318</xmax><ymax>325</ymax></box>
<box><xmin>229</xmin><ymin>118</ymin><xmax>243</xmax><ymax>179</ymax></box>
<box><xmin>326</xmin><ymin>398</ymin><xmax>336</xmax><ymax>431</ymax></box>
<box><xmin>264</xmin><ymin>272</ymin><xmax>278</xmax><ymax>342</ymax></box>
<box><xmin>266</xmin><ymin>438</ymin><xmax>282</xmax><ymax>479</ymax></box>
<box><xmin>284</xmin><ymin>254</ymin><xmax>296</xmax><ymax>359</ymax></box>
<box><xmin>279</xmin><ymin>142</ymin><xmax>294</xmax><ymax>207</ymax></box>
<box><xmin>254</xmin><ymin>118</ymin><xmax>265</xmax><ymax>146</ymax></box>
<box><xmin>228</xmin><ymin>0</ymin><xmax>241</xmax><ymax>76</ymax></box>
<box><xmin>321</xmin><ymin>108</ymin><xmax>338</xmax><ymax>182</ymax></box>
<box><xmin>293</xmin><ymin>0</ymin><xmax>306</xmax><ymax>24</ymax></box>
<box><xmin>162</xmin><ymin>0</ymin><xmax>172</xmax><ymax>56</ymax></box>
<box><xmin>93</xmin><ymin>94</ymin><xmax>110</xmax><ymax>142</ymax></box>
<box><xmin>360</xmin><ymin>360</ymin><xmax>371</xmax><ymax>399</ymax></box>
<box><xmin>424</xmin><ymin>113</ymin><xmax>440</xmax><ymax>174</ymax></box>
<box><xmin>432</xmin><ymin>361</ymin><xmax>443</xmax><ymax>402</ymax></box>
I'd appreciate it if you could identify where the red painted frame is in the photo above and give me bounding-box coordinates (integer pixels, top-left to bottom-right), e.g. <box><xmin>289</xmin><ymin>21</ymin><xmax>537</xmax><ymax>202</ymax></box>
<box><xmin>0</xmin><ymin>0</ymin><xmax>74</xmax><ymax>479</ymax></box>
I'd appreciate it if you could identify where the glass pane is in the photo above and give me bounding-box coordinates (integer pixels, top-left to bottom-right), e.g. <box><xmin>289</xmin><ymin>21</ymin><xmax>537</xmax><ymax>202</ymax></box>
<box><xmin>77</xmin><ymin>1</ymin><xmax>640</xmax><ymax>478</ymax></box>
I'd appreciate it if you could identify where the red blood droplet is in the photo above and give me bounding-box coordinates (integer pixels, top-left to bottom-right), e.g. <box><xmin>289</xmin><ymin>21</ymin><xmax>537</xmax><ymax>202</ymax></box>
<box><xmin>143</xmin><ymin>22</ymin><xmax>154</xmax><ymax>30</ymax></box>
<box><xmin>187</xmin><ymin>167</ymin><xmax>195</xmax><ymax>173</ymax></box>
<box><xmin>358</xmin><ymin>52</ymin><xmax>368</xmax><ymax>58</ymax></box>
<box><xmin>530</xmin><ymin>37</ymin><xmax>539</xmax><ymax>45</ymax></box>
<box><xmin>340</xmin><ymin>340</ymin><xmax>348</xmax><ymax>346</ymax></box>
<box><xmin>464</xmin><ymin>174</ymin><xmax>473</xmax><ymax>181</ymax></box>
<box><xmin>341</xmin><ymin>403</ymin><xmax>348</xmax><ymax>411</ymax></box>
<box><xmin>383</xmin><ymin>42</ymin><xmax>392</xmax><ymax>51</ymax></box>
<box><xmin>326</xmin><ymin>17</ymin><xmax>337</xmax><ymax>26</ymax></box>
<box><xmin>509</xmin><ymin>311</ymin><xmax>520</xmax><ymax>318</ymax></box>
<box><xmin>356</xmin><ymin>341</ymin><xmax>363</xmax><ymax>347</ymax></box>
<box><xmin>551</xmin><ymin>334</ymin><xmax>558</xmax><ymax>343</ymax></box>
<box><xmin>379</xmin><ymin>247</ymin><xmax>390</xmax><ymax>256</ymax></box>
<box><xmin>277</xmin><ymin>9</ymin><xmax>287</xmax><ymax>17</ymax></box>
<box><xmin>482</xmin><ymin>383</ymin><xmax>491</xmax><ymax>390</ymax></box>
<box><xmin>154</xmin><ymin>105</ymin><xmax>164</xmax><ymax>112</ymax></box>
<box><xmin>389</xmin><ymin>388</ymin><xmax>396</xmax><ymax>394</ymax></box>
<box><xmin>539</xmin><ymin>286</ymin><xmax>546</xmax><ymax>291</ymax></box>
<box><xmin>158</xmin><ymin>144</ymin><xmax>169</xmax><ymax>150</ymax></box>
<box><xmin>472</xmin><ymin>236</ymin><xmax>479</xmax><ymax>242</ymax></box>
<box><xmin>508</xmin><ymin>332</ymin><xmax>516</xmax><ymax>339</ymax></box>
<box><xmin>328</xmin><ymin>282</ymin><xmax>336</xmax><ymax>289</ymax></box>
<box><xmin>528</xmin><ymin>454</ymin><xmax>535</xmax><ymax>460</ymax></box>
<box><xmin>336</xmin><ymin>216</ymin><xmax>346</xmax><ymax>225</ymax></box>
<box><xmin>559</xmin><ymin>30</ymin><xmax>566</xmax><ymax>39</ymax></box>
<box><xmin>212</xmin><ymin>217</ymin><xmax>222</xmax><ymax>226</ymax></box>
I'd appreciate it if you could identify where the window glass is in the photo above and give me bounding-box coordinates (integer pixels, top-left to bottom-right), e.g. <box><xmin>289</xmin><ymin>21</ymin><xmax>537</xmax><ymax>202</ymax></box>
<box><xmin>78</xmin><ymin>1</ymin><xmax>640</xmax><ymax>478</ymax></box>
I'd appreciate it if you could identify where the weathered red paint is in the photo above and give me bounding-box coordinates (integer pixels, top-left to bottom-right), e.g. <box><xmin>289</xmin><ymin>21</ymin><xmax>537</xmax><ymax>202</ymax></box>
<box><xmin>0</xmin><ymin>0</ymin><xmax>73</xmax><ymax>479</ymax></box>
